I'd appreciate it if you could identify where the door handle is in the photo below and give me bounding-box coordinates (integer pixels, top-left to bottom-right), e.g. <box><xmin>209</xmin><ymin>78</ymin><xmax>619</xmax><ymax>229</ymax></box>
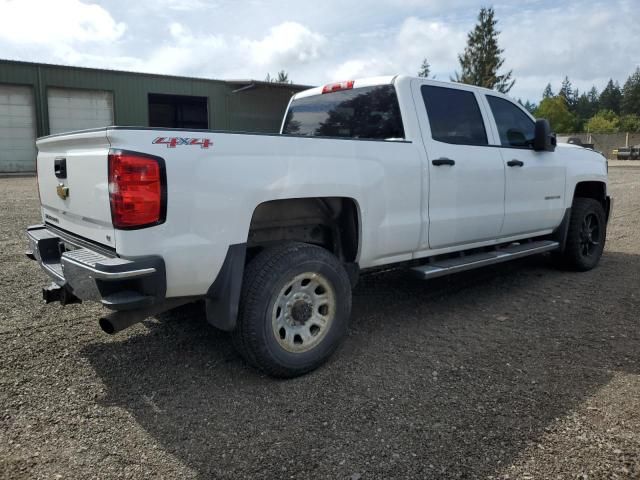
<box><xmin>432</xmin><ymin>158</ymin><xmax>455</xmax><ymax>166</ymax></box>
<box><xmin>507</xmin><ymin>159</ymin><xmax>524</xmax><ymax>167</ymax></box>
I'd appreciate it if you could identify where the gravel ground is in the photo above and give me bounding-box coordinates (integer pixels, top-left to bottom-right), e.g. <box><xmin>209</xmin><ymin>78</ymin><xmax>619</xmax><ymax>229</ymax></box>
<box><xmin>1</xmin><ymin>167</ymin><xmax>639</xmax><ymax>479</ymax></box>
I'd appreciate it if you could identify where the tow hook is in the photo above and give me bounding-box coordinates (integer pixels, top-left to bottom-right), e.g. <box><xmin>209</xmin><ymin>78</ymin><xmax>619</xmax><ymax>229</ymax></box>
<box><xmin>42</xmin><ymin>283</ymin><xmax>82</xmax><ymax>306</ymax></box>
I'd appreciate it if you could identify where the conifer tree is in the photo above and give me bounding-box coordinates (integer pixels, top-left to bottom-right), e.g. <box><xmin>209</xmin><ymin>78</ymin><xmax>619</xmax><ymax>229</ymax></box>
<box><xmin>453</xmin><ymin>7</ymin><xmax>514</xmax><ymax>93</ymax></box>
<box><xmin>275</xmin><ymin>70</ymin><xmax>291</xmax><ymax>84</ymax></box>
<box><xmin>265</xmin><ymin>71</ymin><xmax>292</xmax><ymax>84</ymax></box>
<box><xmin>599</xmin><ymin>79</ymin><xmax>622</xmax><ymax>114</ymax></box>
<box><xmin>418</xmin><ymin>58</ymin><xmax>431</xmax><ymax>78</ymax></box>
<box><xmin>559</xmin><ymin>76</ymin><xmax>573</xmax><ymax>102</ymax></box>
<box><xmin>621</xmin><ymin>67</ymin><xmax>640</xmax><ymax>115</ymax></box>
<box><xmin>542</xmin><ymin>83</ymin><xmax>554</xmax><ymax>99</ymax></box>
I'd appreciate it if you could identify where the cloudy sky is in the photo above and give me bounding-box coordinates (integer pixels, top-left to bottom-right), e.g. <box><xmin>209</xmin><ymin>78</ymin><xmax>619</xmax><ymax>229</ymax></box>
<box><xmin>0</xmin><ymin>0</ymin><xmax>638</xmax><ymax>102</ymax></box>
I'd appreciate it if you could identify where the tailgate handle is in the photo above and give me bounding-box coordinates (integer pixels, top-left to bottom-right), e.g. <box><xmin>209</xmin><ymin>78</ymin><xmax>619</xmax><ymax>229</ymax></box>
<box><xmin>54</xmin><ymin>158</ymin><xmax>67</xmax><ymax>179</ymax></box>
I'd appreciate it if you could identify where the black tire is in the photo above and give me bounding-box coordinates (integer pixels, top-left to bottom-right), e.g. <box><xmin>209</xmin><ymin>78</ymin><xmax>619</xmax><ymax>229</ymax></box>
<box><xmin>561</xmin><ymin>197</ymin><xmax>606</xmax><ymax>271</ymax></box>
<box><xmin>232</xmin><ymin>242</ymin><xmax>352</xmax><ymax>378</ymax></box>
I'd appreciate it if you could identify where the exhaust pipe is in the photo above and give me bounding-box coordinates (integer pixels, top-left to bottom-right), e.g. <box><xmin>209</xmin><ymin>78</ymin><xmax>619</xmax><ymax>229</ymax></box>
<box><xmin>99</xmin><ymin>298</ymin><xmax>194</xmax><ymax>335</ymax></box>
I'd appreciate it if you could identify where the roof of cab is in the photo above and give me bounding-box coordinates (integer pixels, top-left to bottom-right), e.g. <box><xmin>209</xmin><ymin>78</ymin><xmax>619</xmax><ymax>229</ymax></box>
<box><xmin>292</xmin><ymin>75</ymin><xmax>398</xmax><ymax>99</ymax></box>
<box><xmin>289</xmin><ymin>74</ymin><xmax>531</xmax><ymax>119</ymax></box>
<box><xmin>292</xmin><ymin>74</ymin><xmax>509</xmax><ymax>99</ymax></box>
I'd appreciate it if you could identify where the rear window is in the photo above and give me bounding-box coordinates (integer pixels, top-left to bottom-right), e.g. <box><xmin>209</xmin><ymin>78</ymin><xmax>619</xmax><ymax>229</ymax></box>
<box><xmin>421</xmin><ymin>85</ymin><xmax>488</xmax><ymax>146</ymax></box>
<box><xmin>282</xmin><ymin>85</ymin><xmax>405</xmax><ymax>140</ymax></box>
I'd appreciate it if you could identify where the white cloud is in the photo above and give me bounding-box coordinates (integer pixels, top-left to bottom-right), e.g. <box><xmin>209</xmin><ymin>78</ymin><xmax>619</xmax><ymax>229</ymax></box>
<box><xmin>500</xmin><ymin>2</ymin><xmax>640</xmax><ymax>100</ymax></box>
<box><xmin>330</xmin><ymin>17</ymin><xmax>466</xmax><ymax>81</ymax></box>
<box><xmin>133</xmin><ymin>23</ymin><xmax>226</xmax><ymax>76</ymax></box>
<box><xmin>114</xmin><ymin>21</ymin><xmax>326</xmax><ymax>79</ymax></box>
<box><xmin>333</xmin><ymin>58</ymin><xmax>396</xmax><ymax>80</ymax></box>
<box><xmin>0</xmin><ymin>0</ymin><xmax>127</xmax><ymax>71</ymax></box>
<box><xmin>0</xmin><ymin>0</ymin><xmax>125</xmax><ymax>45</ymax></box>
<box><xmin>383</xmin><ymin>0</ymin><xmax>484</xmax><ymax>11</ymax></box>
<box><xmin>0</xmin><ymin>0</ymin><xmax>638</xmax><ymax>102</ymax></box>
<box><xmin>244</xmin><ymin>22</ymin><xmax>326</xmax><ymax>67</ymax></box>
<box><xmin>394</xmin><ymin>17</ymin><xmax>466</xmax><ymax>74</ymax></box>
<box><xmin>155</xmin><ymin>0</ymin><xmax>216</xmax><ymax>11</ymax></box>
<box><xmin>169</xmin><ymin>22</ymin><xmax>187</xmax><ymax>39</ymax></box>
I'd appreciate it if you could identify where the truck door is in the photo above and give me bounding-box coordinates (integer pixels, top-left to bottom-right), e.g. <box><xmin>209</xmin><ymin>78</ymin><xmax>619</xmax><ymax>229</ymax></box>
<box><xmin>482</xmin><ymin>94</ymin><xmax>566</xmax><ymax>236</ymax></box>
<box><xmin>412</xmin><ymin>81</ymin><xmax>505</xmax><ymax>249</ymax></box>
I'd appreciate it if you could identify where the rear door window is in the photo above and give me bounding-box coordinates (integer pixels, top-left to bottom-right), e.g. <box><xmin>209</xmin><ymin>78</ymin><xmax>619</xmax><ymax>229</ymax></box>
<box><xmin>421</xmin><ymin>85</ymin><xmax>488</xmax><ymax>146</ymax></box>
<box><xmin>282</xmin><ymin>85</ymin><xmax>405</xmax><ymax>140</ymax></box>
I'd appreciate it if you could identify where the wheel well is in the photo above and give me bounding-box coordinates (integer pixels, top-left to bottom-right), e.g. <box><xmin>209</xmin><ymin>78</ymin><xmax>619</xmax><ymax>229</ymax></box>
<box><xmin>247</xmin><ymin>197</ymin><xmax>360</xmax><ymax>263</ymax></box>
<box><xmin>574</xmin><ymin>181</ymin><xmax>606</xmax><ymax>205</ymax></box>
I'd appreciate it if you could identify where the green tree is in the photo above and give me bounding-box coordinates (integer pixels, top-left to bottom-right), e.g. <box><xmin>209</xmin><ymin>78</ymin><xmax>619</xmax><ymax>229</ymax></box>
<box><xmin>619</xmin><ymin>114</ymin><xmax>640</xmax><ymax>132</ymax></box>
<box><xmin>535</xmin><ymin>96</ymin><xmax>577</xmax><ymax>133</ymax></box>
<box><xmin>621</xmin><ymin>67</ymin><xmax>640</xmax><ymax>115</ymax></box>
<box><xmin>418</xmin><ymin>58</ymin><xmax>431</xmax><ymax>78</ymax></box>
<box><xmin>599</xmin><ymin>79</ymin><xmax>622</xmax><ymax>114</ymax></box>
<box><xmin>265</xmin><ymin>71</ymin><xmax>292</xmax><ymax>84</ymax></box>
<box><xmin>559</xmin><ymin>76</ymin><xmax>573</xmax><ymax>103</ymax></box>
<box><xmin>588</xmin><ymin>86</ymin><xmax>599</xmax><ymax>108</ymax></box>
<box><xmin>453</xmin><ymin>7</ymin><xmax>514</xmax><ymax>93</ymax></box>
<box><xmin>585</xmin><ymin>109</ymin><xmax>619</xmax><ymax>133</ymax></box>
<box><xmin>518</xmin><ymin>99</ymin><xmax>537</xmax><ymax>114</ymax></box>
<box><xmin>570</xmin><ymin>89</ymin><xmax>580</xmax><ymax>111</ymax></box>
<box><xmin>276</xmin><ymin>70</ymin><xmax>291</xmax><ymax>83</ymax></box>
<box><xmin>573</xmin><ymin>86</ymin><xmax>600</xmax><ymax>129</ymax></box>
<box><xmin>542</xmin><ymin>83</ymin><xmax>554</xmax><ymax>99</ymax></box>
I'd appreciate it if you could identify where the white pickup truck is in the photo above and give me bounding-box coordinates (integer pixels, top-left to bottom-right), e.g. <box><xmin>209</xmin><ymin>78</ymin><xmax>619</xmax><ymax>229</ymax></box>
<box><xmin>27</xmin><ymin>75</ymin><xmax>612</xmax><ymax>377</ymax></box>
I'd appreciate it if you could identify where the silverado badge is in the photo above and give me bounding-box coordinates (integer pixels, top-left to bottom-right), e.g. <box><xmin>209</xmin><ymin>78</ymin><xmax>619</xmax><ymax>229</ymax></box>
<box><xmin>56</xmin><ymin>184</ymin><xmax>69</xmax><ymax>200</ymax></box>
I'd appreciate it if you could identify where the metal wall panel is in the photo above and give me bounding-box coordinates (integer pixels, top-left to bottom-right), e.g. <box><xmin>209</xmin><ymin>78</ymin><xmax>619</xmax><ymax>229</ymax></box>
<box><xmin>0</xmin><ymin>84</ymin><xmax>36</xmax><ymax>172</ymax></box>
<box><xmin>228</xmin><ymin>85</ymin><xmax>298</xmax><ymax>132</ymax></box>
<box><xmin>48</xmin><ymin>88</ymin><xmax>114</xmax><ymax>134</ymax></box>
<box><xmin>0</xmin><ymin>59</ymin><xmax>309</xmax><ymax>165</ymax></box>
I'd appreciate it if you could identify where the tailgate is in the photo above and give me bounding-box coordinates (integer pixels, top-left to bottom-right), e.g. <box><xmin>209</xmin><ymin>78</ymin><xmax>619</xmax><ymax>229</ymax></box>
<box><xmin>36</xmin><ymin>129</ymin><xmax>115</xmax><ymax>248</ymax></box>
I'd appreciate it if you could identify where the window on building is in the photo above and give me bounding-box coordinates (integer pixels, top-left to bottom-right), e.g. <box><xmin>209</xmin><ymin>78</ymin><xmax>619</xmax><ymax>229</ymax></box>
<box><xmin>421</xmin><ymin>85</ymin><xmax>488</xmax><ymax>146</ymax></box>
<box><xmin>148</xmin><ymin>94</ymin><xmax>208</xmax><ymax>129</ymax></box>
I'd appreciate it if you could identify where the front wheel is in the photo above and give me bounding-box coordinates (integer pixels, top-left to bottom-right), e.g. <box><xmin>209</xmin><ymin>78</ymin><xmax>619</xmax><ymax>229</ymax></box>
<box><xmin>560</xmin><ymin>197</ymin><xmax>607</xmax><ymax>271</ymax></box>
<box><xmin>232</xmin><ymin>242</ymin><xmax>352</xmax><ymax>378</ymax></box>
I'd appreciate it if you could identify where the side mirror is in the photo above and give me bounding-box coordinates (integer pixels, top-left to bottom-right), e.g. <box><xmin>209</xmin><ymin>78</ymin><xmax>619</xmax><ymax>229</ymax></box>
<box><xmin>533</xmin><ymin>119</ymin><xmax>557</xmax><ymax>152</ymax></box>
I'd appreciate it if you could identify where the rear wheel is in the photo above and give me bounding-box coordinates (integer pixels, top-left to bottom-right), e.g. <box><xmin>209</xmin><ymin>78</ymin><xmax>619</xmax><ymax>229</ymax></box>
<box><xmin>560</xmin><ymin>197</ymin><xmax>606</xmax><ymax>271</ymax></box>
<box><xmin>232</xmin><ymin>242</ymin><xmax>352</xmax><ymax>378</ymax></box>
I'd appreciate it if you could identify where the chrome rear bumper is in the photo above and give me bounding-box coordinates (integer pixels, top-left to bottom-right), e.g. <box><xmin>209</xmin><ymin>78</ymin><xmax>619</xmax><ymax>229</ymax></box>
<box><xmin>26</xmin><ymin>225</ymin><xmax>165</xmax><ymax>310</ymax></box>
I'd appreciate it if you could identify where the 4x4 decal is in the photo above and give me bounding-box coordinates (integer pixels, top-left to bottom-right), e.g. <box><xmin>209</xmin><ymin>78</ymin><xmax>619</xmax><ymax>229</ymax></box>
<box><xmin>152</xmin><ymin>137</ymin><xmax>213</xmax><ymax>149</ymax></box>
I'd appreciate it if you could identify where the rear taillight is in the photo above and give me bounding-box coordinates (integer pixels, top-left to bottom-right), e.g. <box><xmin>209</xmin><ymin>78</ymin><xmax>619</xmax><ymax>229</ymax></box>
<box><xmin>108</xmin><ymin>150</ymin><xmax>166</xmax><ymax>229</ymax></box>
<box><xmin>322</xmin><ymin>80</ymin><xmax>354</xmax><ymax>94</ymax></box>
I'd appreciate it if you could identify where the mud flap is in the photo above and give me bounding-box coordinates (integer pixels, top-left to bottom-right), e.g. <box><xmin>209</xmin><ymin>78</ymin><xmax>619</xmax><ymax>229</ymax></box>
<box><xmin>205</xmin><ymin>244</ymin><xmax>247</xmax><ymax>331</ymax></box>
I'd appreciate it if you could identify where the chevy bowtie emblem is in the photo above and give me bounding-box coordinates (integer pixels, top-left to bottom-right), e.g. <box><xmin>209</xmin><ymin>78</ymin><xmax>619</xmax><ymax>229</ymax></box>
<box><xmin>56</xmin><ymin>184</ymin><xmax>69</xmax><ymax>200</ymax></box>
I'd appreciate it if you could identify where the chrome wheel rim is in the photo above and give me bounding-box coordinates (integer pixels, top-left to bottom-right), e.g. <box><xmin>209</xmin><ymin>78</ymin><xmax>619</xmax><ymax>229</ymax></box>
<box><xmin>271</xmin><ymin>272</ymin><xmax>336</xmax><ymax>353</ymax></box>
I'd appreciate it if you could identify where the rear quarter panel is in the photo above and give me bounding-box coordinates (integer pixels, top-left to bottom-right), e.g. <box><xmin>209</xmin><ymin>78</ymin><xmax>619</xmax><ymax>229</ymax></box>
<box><xmin>107</xmin><ymin>129</ymin><xmax>423</xmax><ymax>297</ymax></box>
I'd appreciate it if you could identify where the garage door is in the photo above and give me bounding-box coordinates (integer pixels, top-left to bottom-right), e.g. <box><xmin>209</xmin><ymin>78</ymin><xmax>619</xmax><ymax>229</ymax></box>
<box><xmin>0</xmin><ymin>84</ymin><xmax>37</xmax><ymax>173</ymax></box>
<box><xmin>48</xmin><ymin>88</ymin><xmax>114</xmax><ymax>135</ymax></box>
